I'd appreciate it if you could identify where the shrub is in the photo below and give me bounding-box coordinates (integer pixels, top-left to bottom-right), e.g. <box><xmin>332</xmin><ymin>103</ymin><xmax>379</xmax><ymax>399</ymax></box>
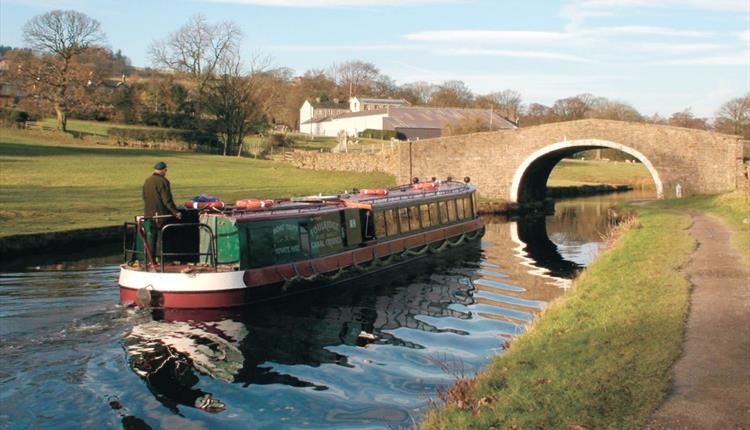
<box><xmin>106</xmin><ymin>127</ymin><xmax>220</xmax><ymax>152</ymax></box>
<box><xmin>0</xmin><ymin>109</ymin><xmax>32</xmax><ymax>127</ymax></box>
<box><xmin>358</xmin><ymin>129</ymin><xmax>399</xmax><ymax>140</ymax></box>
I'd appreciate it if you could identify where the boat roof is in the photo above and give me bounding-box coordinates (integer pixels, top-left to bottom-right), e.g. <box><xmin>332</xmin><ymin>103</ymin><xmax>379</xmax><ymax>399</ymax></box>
<box><xmin>215</xmin><ymin>180</ymin><xmax>475</xmax><ymax>222</ymax></box>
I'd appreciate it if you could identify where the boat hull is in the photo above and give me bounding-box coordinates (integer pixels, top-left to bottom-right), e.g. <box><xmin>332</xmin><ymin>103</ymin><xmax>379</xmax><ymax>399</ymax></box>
<box><xmin>120</xmin><ymin>219</ymin><xmax>484</xmax><ymax>309</ymax></box>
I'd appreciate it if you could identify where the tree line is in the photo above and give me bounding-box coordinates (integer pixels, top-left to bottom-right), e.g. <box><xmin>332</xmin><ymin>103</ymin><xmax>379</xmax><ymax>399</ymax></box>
<box><xmin>1</xmin><ymin>9</ymin><xmax>748</xmax><ymax>156</ymax></box>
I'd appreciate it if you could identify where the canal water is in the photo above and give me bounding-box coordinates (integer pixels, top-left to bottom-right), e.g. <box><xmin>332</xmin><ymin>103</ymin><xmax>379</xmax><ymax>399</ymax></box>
<box><xmin>0</xmin><ymin>192</ymin><xmax>652</xmax><ymax>429</ymax></box>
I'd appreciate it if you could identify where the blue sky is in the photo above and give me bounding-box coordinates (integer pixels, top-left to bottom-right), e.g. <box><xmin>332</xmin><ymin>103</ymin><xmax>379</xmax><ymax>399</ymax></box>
<box><xmin>1</xmin><ymin>0</ymin><xmax>748</xmax><ymax>117</ymax></box>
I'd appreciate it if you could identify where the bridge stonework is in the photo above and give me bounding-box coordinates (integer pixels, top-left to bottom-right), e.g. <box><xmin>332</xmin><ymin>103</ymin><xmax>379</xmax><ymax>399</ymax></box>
<box><xmin>391</xmin><ymin>119</ymin><xmax>744</xmax><ymax>202</ymax></box>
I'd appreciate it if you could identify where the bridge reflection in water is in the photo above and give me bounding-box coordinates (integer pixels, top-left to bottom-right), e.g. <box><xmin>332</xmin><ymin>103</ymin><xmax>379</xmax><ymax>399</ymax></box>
<box><xmin>121</xmin><ymin>197</ymin><xmax>633</xmax><ymax>428</ymax></box>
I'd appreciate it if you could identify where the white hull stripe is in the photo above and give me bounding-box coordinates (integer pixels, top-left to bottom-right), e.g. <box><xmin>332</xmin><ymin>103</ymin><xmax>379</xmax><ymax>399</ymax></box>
<box><xmin>118</xmin><ymin>265</ymin><xmax>246</xmax><ymax>292</ymax></box>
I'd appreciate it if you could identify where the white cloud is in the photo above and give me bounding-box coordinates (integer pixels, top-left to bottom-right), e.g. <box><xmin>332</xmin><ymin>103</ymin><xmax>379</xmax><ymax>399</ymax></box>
<box><xmin>562</xmin><ymin>0</ymin><xmax>749</xmax><ymax>29</ymax></box>
<box><xmin>584</xmin><ymin>26</ymin><xmax>713</xmax><ymax>37</ymax></box>
<box><xmin>438</xmin><ymin>48</ymin><xmax>594</xmax><ymax>62</ymax></box>
<box><xmin>203</xmin><ymin>0</ymin><xmax>453</xmax><ymax>6</ymax></box>
<box><xmin>627</xmin><ymin>42</ymin><xmax>722</xmax><ymax>54</ymax></box>
<box><xmin>404</xmin><ymin>30</ymin><xmax>571</xmax><ymax>43</ymax></box>
<box><xmin>738</xmin><ymin>30</ymin><xmax>750</xmax><ymax>44</ymax></box>
<box><xmin>659</xmin><ymin>51</ymin><xmax>750</xmax><ymax>65</ymax></box>
<box><xmin>267</xmin><ymin>43</ymin><xmax>420</xmax><ymax>51</ymax></box>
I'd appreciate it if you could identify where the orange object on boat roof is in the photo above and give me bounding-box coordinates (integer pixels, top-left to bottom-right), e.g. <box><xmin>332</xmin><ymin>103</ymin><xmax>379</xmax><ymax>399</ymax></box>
<box><xmin>412</xmin><ymin>181</ymin><xmax>437</xmax><ymax>191</ymax></box>
<box><xmin>359</xmin><ymin>188</ymin><xmax>388</xmax><ymax>196</ymax></box>
<box><xmin>235</xmin><ymin>199</ymin><xmax>274</xmax><ymax>209</ymax></box>
<box><xmin>184</xmin><ymin>200</ymin><xmax>226</xmax><ymax>210</ymax></box>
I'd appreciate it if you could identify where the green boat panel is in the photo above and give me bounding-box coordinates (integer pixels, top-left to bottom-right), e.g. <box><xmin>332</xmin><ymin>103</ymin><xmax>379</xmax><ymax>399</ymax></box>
<box><xmin>343</xmin><ymin>209</ymin><xmax>363</xmax><ymax>247</ymax></box>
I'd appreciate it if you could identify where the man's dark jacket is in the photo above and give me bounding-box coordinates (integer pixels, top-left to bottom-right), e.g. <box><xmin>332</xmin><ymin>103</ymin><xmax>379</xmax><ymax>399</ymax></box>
<box><xmin>143</xmin><ymin>173</ymin><xmax>179</xmax><ymax>218</ymax></box>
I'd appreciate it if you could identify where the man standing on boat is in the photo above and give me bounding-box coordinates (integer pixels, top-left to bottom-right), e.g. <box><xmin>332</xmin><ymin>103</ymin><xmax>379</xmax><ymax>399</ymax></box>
<box><xmin>143</xmin><ymin>161</ymin><xmax>182</xmax><ymax>259</ymax></box>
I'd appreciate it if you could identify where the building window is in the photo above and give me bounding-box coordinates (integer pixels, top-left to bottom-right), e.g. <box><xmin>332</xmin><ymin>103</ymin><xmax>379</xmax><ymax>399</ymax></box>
<box><xmin>456</xmin><ymin>197</ymin><xmax>466</xmax><ymax>220</ymax></box>
<box><xmin>464</xmin><ymin>196</ymin><xmax>474</xmax><ymax>218</ymax></box>
<box><xmin>438</xmin><ymin>201</ymin><xmax>449</xmax><ymax>224</ymax></box>
<box><xmin>447</xmin><ymin>199</ymin><xmax>457</xmax><ymax>222</ymax></box>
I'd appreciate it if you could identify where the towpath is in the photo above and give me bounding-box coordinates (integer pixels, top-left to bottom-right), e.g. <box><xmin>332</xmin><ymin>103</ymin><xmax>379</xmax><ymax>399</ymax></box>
<box><xmin>647</xmin><ymin>213</ymin><xmax>750</xmax><ymax>429</ymax></box>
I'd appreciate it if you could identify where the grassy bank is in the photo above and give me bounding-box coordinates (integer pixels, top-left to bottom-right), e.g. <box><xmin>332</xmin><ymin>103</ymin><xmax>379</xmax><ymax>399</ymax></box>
<box><xmin>38</xmin><ymin>118</ymin><xmax>175</xmax><ymax>136</ymax></box>
<box><xmin>654</xmin><ymin>191</ymin><xmax>750</xmax><ymax>264</ymax></box>
<box><xmin>422</xmin><ymin>207</ymin><xmax>696</xmax><ymax>429</ymax></box>
<box><xmin>0</xmin><ymin>128</ymin><xmax>393</xmax><ymax>236</ymax></box>
<box><xmin>547</xmin><ymin>159</ymin><xmax>653</xmax><ymax>188</ymax></box>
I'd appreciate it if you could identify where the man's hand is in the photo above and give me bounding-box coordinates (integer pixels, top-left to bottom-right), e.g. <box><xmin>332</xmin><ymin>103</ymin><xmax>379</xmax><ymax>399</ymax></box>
<box><xmin>174</xmin><ymin>212</ymin><xmax>183</xmax><ymax>220</ymax></box>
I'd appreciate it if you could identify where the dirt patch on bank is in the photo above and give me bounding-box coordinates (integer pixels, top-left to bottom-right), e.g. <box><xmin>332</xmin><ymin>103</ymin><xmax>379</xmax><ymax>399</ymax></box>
<box><xmin>646</xmin><ymin>214</ymin><xmax>750</xmax><ymax>429</ymax></box>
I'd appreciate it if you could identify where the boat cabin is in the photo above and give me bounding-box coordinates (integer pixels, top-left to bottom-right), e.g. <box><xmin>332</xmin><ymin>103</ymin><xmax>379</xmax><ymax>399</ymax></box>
<box><xmin>124</xmin><ymin>180</ymin><xmax>478</xmax><ymax>272</ymax></box>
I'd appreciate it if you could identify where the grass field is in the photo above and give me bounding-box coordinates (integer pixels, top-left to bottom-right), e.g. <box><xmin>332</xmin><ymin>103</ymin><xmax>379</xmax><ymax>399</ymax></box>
<box><xmin>547</xmin><ymin>158</ymin><xmax>653</xmax><ymax>188</ymax></box>
<box><xmin>421</xmin><ymin>192</ymin><xmax>749</xmax><ymax>428</ymax></box>
<box><xmin>38</xmin><ymin>118</ymin><xmax>176</xmax><ymax>136</ymax></box>
<box><xmin>654</xmin><ymin>191</ymin><xmax>750</xmax><ymax>264</ymax></box>
<box><xmin>0</xmin><ymin>128</ymin><xmax>393</xmax><ymax>236</ymax></box>
<box><xmin>422</xmin><ymin>208</ymin><xmax>695</xmax><ymax>429</ymax></box>
<box><xmin>36</xmin><ymin>119</ymin><xmax>387</xmax><ymax>155</ymax></box>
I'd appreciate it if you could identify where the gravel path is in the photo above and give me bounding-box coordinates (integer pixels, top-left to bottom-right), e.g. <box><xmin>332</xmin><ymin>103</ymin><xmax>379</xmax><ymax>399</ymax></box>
<box><xmin>647</xmin><ymin>214</ymin><xmax>750</xmax><ymax>429</ymax></box>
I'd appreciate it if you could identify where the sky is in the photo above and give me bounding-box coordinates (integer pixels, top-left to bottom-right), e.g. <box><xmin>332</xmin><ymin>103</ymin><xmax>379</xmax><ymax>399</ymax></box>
<box><xmin>1</xmin><ymin>0</ymin><xmax>748</xmax><ymax>118</ymax></box>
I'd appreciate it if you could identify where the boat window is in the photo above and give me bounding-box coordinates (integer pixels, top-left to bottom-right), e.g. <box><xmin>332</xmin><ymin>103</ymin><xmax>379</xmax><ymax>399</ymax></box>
<box><xmin>429</xmin><ymin>202</ymin><xmax>439</xmax><ymax>225</ymax></box>
<box><xmin>374</xmin><ymin>211</ymin><xmax>386</xmax><ymax>238</ymax></box>
<box><xmin>409</xmin><ymin>206</ymin><xmax>421</xmax><ymax>230</ymax></box>
<box><xmin>438</xmin><ymin>201</ymin><xmax>449</xmax><ymax>224</ymax></box>
<box><xmin>246</xmin><ymin>225</ymin><xmax>274</xmax><ymax>268</ymax></box>
<box><xmin>447</xmin><ymin>199</ymin><xmax>457</xmax><ymax>222</ymax></box>
<box><xmin>464</xmin><ymin>196</ymin><xmax>473</xmax><ymax>218</ymax></box>
<box><xmin>420</xmin><ymin>204</ymin><xmax>431</xmax><ymax>228</ymax></box>
<box><xmin>471</xmin><ymin>194</ymin><xmax>477</xmax><ymax>216</ymax></box>
<box><xmin>299</xmin><ymin>224</ymin><xmax>311</xmax><ymax>256</ymax></box>
<box><xmin>385</xmin><ymin>209</ymin><xmax>399</xmax><ymax>236</ymax></box>
<box><xmin>456</xmin><ymin>197</ymin><xmax>466</xmax><ymax>220</ymax></box>
<box><xmin>398</xmin><ymin>207</ymin><xmax>410</xmax><ymax>233</ymax></box>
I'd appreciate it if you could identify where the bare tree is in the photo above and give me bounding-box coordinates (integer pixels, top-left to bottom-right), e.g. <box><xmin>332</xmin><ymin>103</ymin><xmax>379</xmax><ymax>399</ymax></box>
<box><xmin>480</xmin><ymin>89</ymin><xmax>523</xmax><ymax>123</ymax></box>
<box><xmin>206</xmin><ymin>52</ymin><xmax>273</xmax><ymax>156</ymax></box>
<box><xmin>668</xmin><ymin>107</ymin><xmax>708</xmax><ymax>130</ymax></box>
<box><xmin>587</xmin><ymin>99</ymin><xmax>642</xmax><ymax>122</ymax></box>
<box><xmin>21</xmin><ymin>10</ymin><xmax>105</xmax><ymax>131</ymax></box>
<box><xmin>430</xmin><ymin>80</ymin><xmax>473</xmax><ymax>107</ymax></box>
<box><xmin>149</xmin><ymin>15</ymin><xmax>242</xmax><ymax>111</ymax></box>
<box><xmin>551</xmin><ymin>93</ymin><xmax>596</xmax><ymax>121</ymax></box>
<box><xmin>400</xmin><ymin>81</ymin><xmax>435</xmax><ymax>105</ymax></box>
<box><xmin>714</xmin><ymin>93</ymin><xmax>750</xmax><ymax>138</ymax></box>
<box><xmin>328</xmin><ymin>60</ymin><xmax>379</xmax><ymax>97</ymax></box>
<box><xmin>521</xmin><ymin>103</ymin><xmax>555</xmax><ymax>126</ymax></box>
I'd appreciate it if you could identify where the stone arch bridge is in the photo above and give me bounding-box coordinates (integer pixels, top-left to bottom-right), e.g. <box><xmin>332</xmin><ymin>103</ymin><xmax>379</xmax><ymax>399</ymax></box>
<box><xmin>389</xmin><ymin>119</ymin><xmax>745</xmax><ymax>202</ymax></box>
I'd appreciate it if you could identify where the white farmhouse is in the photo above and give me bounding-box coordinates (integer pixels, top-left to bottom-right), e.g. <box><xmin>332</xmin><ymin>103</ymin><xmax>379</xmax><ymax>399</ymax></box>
<box><xmin>300</xmin><ymin>97</ymin><xmax>517</xmax><ymax>139</ymax></box>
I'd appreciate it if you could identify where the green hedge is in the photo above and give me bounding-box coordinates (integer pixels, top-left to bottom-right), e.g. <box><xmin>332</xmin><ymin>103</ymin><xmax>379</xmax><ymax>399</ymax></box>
<box><xmin>358</xmin><ymin>128</ymin><xmax>399</xmax><ymax>140</ymax></box>
<box><xmin>106</xmin><ymin>127</ymin><xmax>219</xmax><ymax>150</ymax></box>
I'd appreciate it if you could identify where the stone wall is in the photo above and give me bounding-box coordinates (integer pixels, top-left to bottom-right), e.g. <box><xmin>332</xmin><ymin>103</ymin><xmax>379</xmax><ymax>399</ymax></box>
<box><xmin>286</xmin><ymin>150</ymin><xmax>400</xmax><ymax>175</ymax></box>
<box><xmin>394</xmin><ymin>119</ymin><xmax>744</xmax><ymax>201</ymax></box>
<box><xmin>284</xmin><ymin>120</ymin><xmax>744</xmax><ymax>202</ymax></box>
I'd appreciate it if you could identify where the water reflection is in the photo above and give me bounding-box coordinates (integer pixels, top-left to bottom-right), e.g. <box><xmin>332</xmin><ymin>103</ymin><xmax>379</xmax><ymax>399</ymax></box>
<box><xmin>0</xmin><ymin>194</ymin><xmax>646</xmax><ymax>429</ymax></box>
<box><xmin>119</xmin><ymin>213</ymin><xmax>589</xmax><ymax>427</ymax></box>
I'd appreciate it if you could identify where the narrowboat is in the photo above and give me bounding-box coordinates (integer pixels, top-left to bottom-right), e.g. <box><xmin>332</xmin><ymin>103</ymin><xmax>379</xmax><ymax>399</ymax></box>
<box><xmin>119</xmin><ymin>178</ymin><xmax>484</xmax><ymax>309</ymax></box>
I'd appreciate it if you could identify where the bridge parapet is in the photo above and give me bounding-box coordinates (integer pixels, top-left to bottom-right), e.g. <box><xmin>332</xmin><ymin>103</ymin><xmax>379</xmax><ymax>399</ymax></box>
<box><xmin>394</xmin><ymin>119</ymin><xmax>744</xmax><ymax>202</ymax></box>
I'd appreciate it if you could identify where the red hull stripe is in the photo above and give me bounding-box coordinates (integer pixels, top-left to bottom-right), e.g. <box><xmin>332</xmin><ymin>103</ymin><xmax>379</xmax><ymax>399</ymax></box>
<box><xmin>242</xmin><ymin>218</ymin><xmax>482</xmax><ymax>288</ymax></box>
<box><xmin>120</xmin><ymin>286</ymin><xmax>247</xmax><ymax>309</ymax></box>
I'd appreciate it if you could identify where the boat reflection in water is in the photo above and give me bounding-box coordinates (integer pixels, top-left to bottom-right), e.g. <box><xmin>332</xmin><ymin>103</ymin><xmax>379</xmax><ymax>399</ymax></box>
<box><xmin>121</xmin><ymin>209</ymin><xmax>610</xmax><ymax>427</ymax></box>
<box><xmin>124</xmin><ymin>318</ymin><xmax>246</xmax><ymax>413</ymax></box>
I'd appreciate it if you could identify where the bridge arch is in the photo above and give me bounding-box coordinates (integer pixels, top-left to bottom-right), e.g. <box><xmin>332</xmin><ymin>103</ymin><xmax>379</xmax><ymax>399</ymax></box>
<box><xmin>509</xmin><ymin>139</ymin><xmax>664</xmax><ymax>203</ymax></box>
